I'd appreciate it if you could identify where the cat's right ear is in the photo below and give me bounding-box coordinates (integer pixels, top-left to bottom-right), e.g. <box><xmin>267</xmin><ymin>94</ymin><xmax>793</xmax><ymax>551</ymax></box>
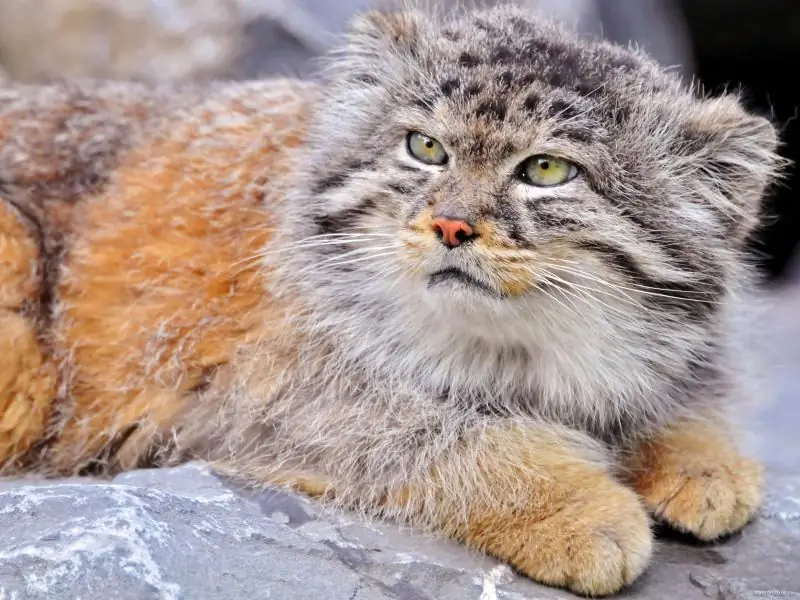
<box><xmin>676</xmin><ymin>95</ymin><xmax>786</xmax><ymax>246</ymax></box>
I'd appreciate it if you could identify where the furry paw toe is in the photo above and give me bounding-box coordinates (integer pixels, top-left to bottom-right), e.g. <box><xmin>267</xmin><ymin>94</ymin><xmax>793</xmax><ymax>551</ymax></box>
<box><xmin>633</xmin><ymin>454</ymin><xmax>762</xmax><ymax>541</ymax></box>
<box><xmin>467</xmin><ymin>477</ymin><xmax>653</xmax><ymax>597</ymax></box>
<box><xmin>626</xmin><ymin>426</ymin><xmax>763</xmax><ymax>542</ymax></box>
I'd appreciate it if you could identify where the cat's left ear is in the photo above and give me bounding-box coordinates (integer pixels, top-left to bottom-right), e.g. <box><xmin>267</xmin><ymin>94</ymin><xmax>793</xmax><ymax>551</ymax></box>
<box><xmin>678</xmin><ymin>95</ymin><xmax>784</xmax><ymax>244</ymax></box>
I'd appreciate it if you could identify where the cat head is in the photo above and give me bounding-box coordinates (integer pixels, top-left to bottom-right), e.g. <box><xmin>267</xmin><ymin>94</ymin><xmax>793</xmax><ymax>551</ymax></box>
<box><xmin>276</xmin><ymin>3</ymin><xmax>782</xmax><ymax>349</ymax></box>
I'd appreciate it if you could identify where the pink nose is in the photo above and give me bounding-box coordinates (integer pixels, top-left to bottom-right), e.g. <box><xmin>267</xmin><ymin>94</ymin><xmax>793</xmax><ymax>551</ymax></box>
<box><xmin>431</xmin><ymin>217</ymin><xmax>475</xmax><ymax>248</ymax></box>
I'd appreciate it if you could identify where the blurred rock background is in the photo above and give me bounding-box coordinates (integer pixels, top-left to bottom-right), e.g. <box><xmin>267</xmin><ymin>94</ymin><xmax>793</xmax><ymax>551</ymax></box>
<box><xmin>0</xmin><ymin>0</ymin><xmax>692</xmax><ymax>83</ymax></box>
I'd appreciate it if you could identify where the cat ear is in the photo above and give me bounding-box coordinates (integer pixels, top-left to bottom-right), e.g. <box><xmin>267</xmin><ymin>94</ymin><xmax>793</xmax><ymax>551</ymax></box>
<box><xmin>678</xmin><ymin>95</ymin><xmax>784</xmax><ymax>244</ymax></box>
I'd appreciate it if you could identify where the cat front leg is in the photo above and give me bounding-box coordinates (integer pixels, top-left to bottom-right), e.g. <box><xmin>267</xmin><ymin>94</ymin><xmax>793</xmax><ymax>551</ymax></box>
<box><xmin>621</xmin><ymin>415</ymin><xmax>763</xmax><ymax>541</ymax></box>
<box><xmin>264</xmin><ymin>422</ymin><xmax>653</xmax><ymax>597</ymax></box>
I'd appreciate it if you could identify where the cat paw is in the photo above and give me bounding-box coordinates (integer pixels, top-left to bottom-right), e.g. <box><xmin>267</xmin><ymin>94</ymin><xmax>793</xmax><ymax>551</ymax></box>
<box><xmin>469</xmin><ymin>478</ymin><xmax>653</xmax><ymax>596</ymax></box>
<box><xmin>631</xmin><ymin>451</ymin><xmax>763</xmax><ymax>541</ymax></box>
<box><xmin>624</xmin><ymin>422</ymin><xmax>764</xmax><ymax>542</ymax></box>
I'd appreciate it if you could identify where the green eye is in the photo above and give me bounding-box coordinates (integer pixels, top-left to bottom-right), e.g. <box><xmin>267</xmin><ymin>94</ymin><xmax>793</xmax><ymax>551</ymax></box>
<box><xmin>406</xmin><ymin>132</ymin><xmax>448</xmax><ymax>165</ymax></box>
<box><xmin>519</xmin><ymin>155</ymin><xmax>578</xmax><ymax>187</ymax></box>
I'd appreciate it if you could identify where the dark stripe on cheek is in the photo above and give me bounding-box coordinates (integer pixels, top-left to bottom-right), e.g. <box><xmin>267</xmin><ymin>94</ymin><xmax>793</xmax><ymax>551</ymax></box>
<box><xmin>525</xmin><ymin>197</ymin><xmax>588</xmax><ymax>231</ymax></box>
<box><xmin>533</xmin><ymin>212</ymin><xmax>585</xmax><ymax>230</ymax></box>
<box><xmin>387</xmin><ymin>182</ymin><xmax>413</xmax><ymax>195</ymax></box>
<box><xmin>311</xmin><ymin>158</ymin><xmax>376</xmax><ymax>196</ymax></box>
<box><xmin>489</xmin><ymin>195</ymin><xmax>527</xmax><ymax>244</ymax></box>
<box><xmin>314</xmin><ymin>198</ymin><xmax>377</xmax><ymax>235</ymax></box>
<box><xmin>311</xmin><ymin>172</ymin><xmax>347</xmax><ymax>196</ymax></box>
<box><xmin>603</xmin><ymin>197</ymin><xmax>714</xmax><ymax>281</ymax></box>
<box><xmin>573</xmin><ymin>239</ymin><xmax>720</xmax><ymax>319</ymax></box>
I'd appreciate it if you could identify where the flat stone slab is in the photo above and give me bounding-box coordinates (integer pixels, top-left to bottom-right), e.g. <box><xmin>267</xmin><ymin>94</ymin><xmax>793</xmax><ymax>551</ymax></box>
<box><xmin>0</xmin><ymin>461</ymin><xmax>797</xmax><ymax>600</ymax></box>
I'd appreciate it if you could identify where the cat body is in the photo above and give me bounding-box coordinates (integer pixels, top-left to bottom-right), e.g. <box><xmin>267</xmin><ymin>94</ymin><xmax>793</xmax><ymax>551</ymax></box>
<box><xmin>0</xmin><ymin>5</ymin><xmax>780</xmax><ymax>596</ymax></box>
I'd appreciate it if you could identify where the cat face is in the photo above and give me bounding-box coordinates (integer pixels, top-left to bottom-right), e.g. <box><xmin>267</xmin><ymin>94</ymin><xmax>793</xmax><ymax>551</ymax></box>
<box><xmin>281</xmin><ymin>5</ymin><xmax>780</xmax><ymax>337</ymax></box>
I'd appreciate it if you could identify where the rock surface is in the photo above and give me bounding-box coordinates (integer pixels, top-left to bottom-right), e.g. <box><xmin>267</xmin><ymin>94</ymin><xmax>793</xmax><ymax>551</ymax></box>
<box><xmin>0</xmin><ymin>460</ymin><xmax>797</xmax><ymax>600</ymax></box>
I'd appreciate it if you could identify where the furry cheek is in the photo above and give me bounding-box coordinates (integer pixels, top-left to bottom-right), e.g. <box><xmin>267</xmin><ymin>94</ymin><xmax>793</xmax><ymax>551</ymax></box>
<box><xmin>408</xmin><ymin>206</ymin><xmax>435</xmax><ymax>235</ymax></box>
<box><xmin>495</xmin><ymin>266</ymin><xmax>536</xmax><ymax>297</ymax></box>
<box><xmin>398</xmin><ymin>234</ymin><xmax>431</xmax><ymax>276</ymax></box>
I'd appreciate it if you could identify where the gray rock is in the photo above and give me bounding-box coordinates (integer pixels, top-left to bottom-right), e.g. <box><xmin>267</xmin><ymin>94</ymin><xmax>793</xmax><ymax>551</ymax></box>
<box><xmin>0</xmin><ymin>460</ymin><xmax>797</xmax><ymax>600</ymax></box>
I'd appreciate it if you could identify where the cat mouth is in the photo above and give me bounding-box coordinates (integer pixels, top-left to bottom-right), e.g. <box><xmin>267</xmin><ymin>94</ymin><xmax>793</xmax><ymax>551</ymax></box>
<box><xmin>427</xmin><ymin>268</ymin><xmax>498</xmax><ymax>296</ymax></box>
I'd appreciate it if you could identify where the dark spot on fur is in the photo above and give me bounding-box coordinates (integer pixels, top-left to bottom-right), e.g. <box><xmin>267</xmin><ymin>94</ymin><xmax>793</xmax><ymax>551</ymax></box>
<box><xmin>443</xmin><ymin>28</ymin><xmax>460</xmax><ymax>42</ymax></box>
<box><xmin>77</xmin><ymin>423</ymin><xmax>140</xmax><ymax>476</ymax></box>
<box><xmin>491</xmin><ymin>47</ymin><xmax>514</xmax><ymax>64</ymax></box>
<box><xmin>520</xmin><ymin>38</ymin><xmax>555</xmax><ymax>62</ymax></box>
<box><xmin>440</xmin><ymin>78</ymin><xmax>461</xmax><ymax>97</ymax></box>
<box><xmin>537</xmin><ymin>214</ymin><xmax>585</xmax><ymax>230</ymax></box>
<box><xmin>464</xmin><ymin>83</ymin><xmax>484</xmax><ymax>98</ymax></box>
<box><xmin>551</xmin><ymin>126</ymin><xmax>593</xmax><ymax>143</ymax></box>
<box><xmin>458</xmin><ymin>52</ymin><xmax>481</xmax><ymax>67</ymax></box>
<box><xmin>674</xmin><ymin>127</ymin><xmax>714</xmax><ymax>155</ymax></box>
<box><xmin>500</xmin><ymin>141</ymin><xmax>516</xmax><ymax>156</ymax></box>
<box><xmin>523</xmin><ymin>92</ymin><xmax>540</xmax><ymax>113</ymax></box>
<box><xmin>510</xmin><ymin>16</ymin><xmax>533</xmax><ymax>33</ymax></box>
<box><xmin>188</xmin><ymin>363</ymin><xmax>223</xmax><ymax>395</ymax></box>
<box><xmin>475</xmin><ymin>99</ymin><xmax>507</xmax><ymax>121</ymax></box>
<box><xmin>575</xmin><ymin>76</ymin><xmax>605</xmax><ymax>97</ymax></box>
<box><xmin>412</xmin><ymin>94</ymin><xmax>437</xmax><ymax>111</ymax></box>
<box><xmin>474</xmin><ymin>19</ymin><xmax>496</xmax><ymax>33</ymax></box>
<box><xmin>526</xmin><ymin>199</ymin><xmax>586</xmax><ymax>230</ymax></box>
<box><xmin>607</xmin><ymin>52</ymin><xmax>641</xmax><ymax>71</ymax></box>
<box><xmin>497</xmin><ymin>70</ymin><xmax>513</xmax><ymax>88</ymax></box>
<box><xmin>548</xmin><ymin>55</ymin><xmax>584</xmax><ymax>90</ymax></box>
<box><xmin>547</xmin><ymin>100</ymin><xmax>579</xmax><ymax>120</ymax></box>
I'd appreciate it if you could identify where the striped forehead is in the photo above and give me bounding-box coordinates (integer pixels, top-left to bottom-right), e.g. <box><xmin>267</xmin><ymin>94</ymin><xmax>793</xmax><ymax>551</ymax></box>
<box><xmin>397</xmin><ymin>16</ymin><xmax>650</xmax><ymax>157</ymax></box>
<box><xmin>436</xmin><ymin>12</ymin><xmax>646</xmax><ymax>90</ymax></box>
<box><xmin>407</xmin><ymin>74</ymin><xmax>601</xmax><ymax>164</ymax></box>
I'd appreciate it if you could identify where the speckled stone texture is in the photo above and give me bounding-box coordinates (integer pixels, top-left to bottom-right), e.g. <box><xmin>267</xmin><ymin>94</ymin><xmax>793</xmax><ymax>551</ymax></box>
<box><xmin>0</xmin><ymin>460</ymin><xmax>797</xmax><ymax>600</ymax></box>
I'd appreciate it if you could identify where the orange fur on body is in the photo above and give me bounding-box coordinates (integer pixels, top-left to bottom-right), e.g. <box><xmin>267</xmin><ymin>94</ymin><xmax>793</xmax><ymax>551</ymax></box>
<box><xmin>0</xmin><ymin>76</ymin><xmax>766</xmax><ymax>597</ymax></box>
<box><xmin>0</xmin><ymin>202</ymin><xmax>56</xmax><ymax>462</ymax></box>
<box><xmin>0</xmin><ymin>80</ymin><xmax>315</xmax><ymax>472</ymax></box>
